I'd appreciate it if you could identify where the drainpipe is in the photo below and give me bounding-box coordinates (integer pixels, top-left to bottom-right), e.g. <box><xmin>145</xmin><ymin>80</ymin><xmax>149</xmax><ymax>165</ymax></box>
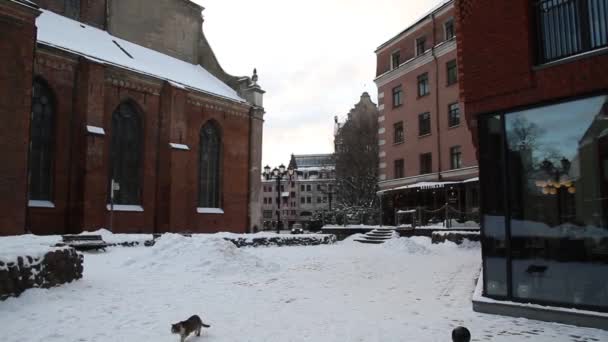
<box><xmin>431</xmin><ymin>13</ymin><xmax>443</xmax><ymax>181</ymax></box>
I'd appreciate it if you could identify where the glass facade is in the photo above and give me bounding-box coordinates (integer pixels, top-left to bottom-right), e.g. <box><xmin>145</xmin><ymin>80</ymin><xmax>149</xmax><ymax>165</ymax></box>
<box><xmin>479</xmin><ymin>94</ymin><xmax>608</xmax><ymax>312</ymax></box>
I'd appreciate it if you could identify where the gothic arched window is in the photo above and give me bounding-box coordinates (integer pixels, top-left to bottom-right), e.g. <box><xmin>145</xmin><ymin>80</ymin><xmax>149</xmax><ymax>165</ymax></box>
<box><xmin>28</xmin><ymin>79</ymin><xmax>55</xmax><ymax>201</ymax></box>
<box><xmin>199</xmin><ymin>121</ymin><xmax>222</xmax><ymax>208</ymax></box>
<box><xmin>109</xmin><ymin>101</ymin><xmax>142</xmax><ymax>205</ymax></box>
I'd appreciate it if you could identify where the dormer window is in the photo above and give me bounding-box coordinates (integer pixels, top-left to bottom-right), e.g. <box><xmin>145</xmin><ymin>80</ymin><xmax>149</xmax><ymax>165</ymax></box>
<box><xmin>391</xmin><ymin>51</ymin><xmax>401</xmax><ymax>70</ymax></box>
<box><xmin>416</xmin><ymin>37</ymin><xmax>426</xmax><ymax>56</ymax></box>
<box><xmin>445</xmin><ymin>19</ymin><xmax>455</xmax><ymax>40</ymax></box>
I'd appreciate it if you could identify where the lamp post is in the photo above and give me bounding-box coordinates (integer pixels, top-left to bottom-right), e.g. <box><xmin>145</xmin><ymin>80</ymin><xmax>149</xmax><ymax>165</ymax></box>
<box><xmin>263</xmin><ymin>164</ymin><xmax>295</xmax><ymax>234</ymax></box>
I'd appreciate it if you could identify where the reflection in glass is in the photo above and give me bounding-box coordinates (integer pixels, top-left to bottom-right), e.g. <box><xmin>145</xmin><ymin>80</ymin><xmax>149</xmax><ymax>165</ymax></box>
<box><xmin>505</xmin><ymin>95</ymin><xmax>608</xmax><ymax>310</ymax></box>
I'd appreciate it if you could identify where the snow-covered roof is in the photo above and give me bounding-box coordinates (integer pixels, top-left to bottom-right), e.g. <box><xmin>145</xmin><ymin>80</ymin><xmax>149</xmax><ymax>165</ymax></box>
<box><xmin>36</xmin><ymin>10</ymin><xmax>245</xmax><ymax>104</ymax></box>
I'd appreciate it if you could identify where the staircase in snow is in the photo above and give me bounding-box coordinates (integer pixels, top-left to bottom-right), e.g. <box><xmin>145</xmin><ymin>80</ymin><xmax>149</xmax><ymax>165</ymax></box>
<box><xmin>354</xmin><ymin>227</ymin><xmax>397</xmax><ymax>244</ymax></box>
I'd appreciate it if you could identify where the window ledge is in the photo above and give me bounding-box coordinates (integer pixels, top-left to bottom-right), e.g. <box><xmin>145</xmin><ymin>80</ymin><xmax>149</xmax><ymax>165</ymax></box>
<box><xmin>197</xmin><ymin>207</ymin><xmax>224</xmax><ymax>214</ymax></box>
<box><xmin>418</xmin><ymin>133</ymin><xmax>432</xmax><ymax>138</ymax></box>
<box><xmin>106</xmin><ymin>204</ymin><xmax>144</xmax><ymax>212</ymax></box>
<box><xmin>446</xmin><ymin>82</ymin><xmax>458</xmax><ymax>88</ymax></box>
<box><xmin>28</xmin><ymin>200</ymin><xmax>55</xmax><ymax>208</ymax></box>
<box><xmin>448</xmin><ymin>124</ymin><xmax>461</xmax><ymax>129</ymax></box>
<box><xmin>417</xmin><ymin>93</ymin><xmax>430</xmax><ymax>99</ymax></box>
<box><xmin>533</xmin><ymin>46</ymin><xmax>608</xmax><ymax>71</ymax></box>
<box><xmin>393</xmin><ymin>141</ymin><xmax>405</xmax><ymax>146</ymax></box>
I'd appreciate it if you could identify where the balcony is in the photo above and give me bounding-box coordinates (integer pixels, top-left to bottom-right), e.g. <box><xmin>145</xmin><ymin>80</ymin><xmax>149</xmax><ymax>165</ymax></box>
<box><xmin>535</xmin><ymin>0</ymin><xmax>607</xmax><ymax>65</ymax></box>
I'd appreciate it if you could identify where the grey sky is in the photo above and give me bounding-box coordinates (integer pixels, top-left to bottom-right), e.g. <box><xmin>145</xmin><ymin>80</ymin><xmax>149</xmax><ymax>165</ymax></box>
<box><xmin>194</xmin><ymin>0</ymin><xmax>445</xmax><ymax>168</ymax></box>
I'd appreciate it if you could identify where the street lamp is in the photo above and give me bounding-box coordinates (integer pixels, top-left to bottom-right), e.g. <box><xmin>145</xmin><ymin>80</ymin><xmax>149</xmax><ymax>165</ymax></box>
<box><xmin>263</xmin><ymin>164</ymin><xmax>295</xmax><ymax>234</ymax></box>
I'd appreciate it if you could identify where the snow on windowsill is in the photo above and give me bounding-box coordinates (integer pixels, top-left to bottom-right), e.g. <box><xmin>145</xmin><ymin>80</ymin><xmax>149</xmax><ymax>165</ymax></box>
<box><xmin>169</xmin><ymin>143</ymin><xmax>190</xmax><ymax>151</ymax></box>
<box><xmin>28</xmin><ymin>200</ymin><xmax>55</xmax><ymax>208</ymax></box>
<box><xmin>197</xmin><ymin>208</ymin><xmax>224</xmax><ymax>214</ymax></box>
<box><xmin>106</xmin><ymin>204</ymin><xmax>144</xmax><ymax>212</ymax></box>
<box><xmin>86</xmin><ymin>125</ymin><xmax>105</xmax><ymax>135</ymax></box>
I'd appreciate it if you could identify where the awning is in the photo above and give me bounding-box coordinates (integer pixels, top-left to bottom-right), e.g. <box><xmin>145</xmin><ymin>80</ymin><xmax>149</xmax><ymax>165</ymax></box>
<box><xmin>281</xmin><ymin>192</ymin><xmax>290</xmax><ymax>198</ymax></box>
<box><xmin>379</xmin><ymin>178</ymin><xmax>479</xmax><ymax>195</ymax></box>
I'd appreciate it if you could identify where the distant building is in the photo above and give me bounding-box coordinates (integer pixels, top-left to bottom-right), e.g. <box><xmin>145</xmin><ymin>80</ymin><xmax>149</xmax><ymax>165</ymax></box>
<box><xmin>0</xmin><ymin>0</ymin><xmax>265</xmax><ymax>235</ymax></box>
<box><xmin>261</xmin><ymin>154</ymin><xmax>335</xmax><ymax>229</ymax></box>
<box><xmin>456</xmin><ymin>0</ymin><xmax>608</xmax><ymax>327</ymax></box>
<box><xmin>374</xmin><ymin>0</ymin><xmax>479</xmax><ymax>225</ymax></box>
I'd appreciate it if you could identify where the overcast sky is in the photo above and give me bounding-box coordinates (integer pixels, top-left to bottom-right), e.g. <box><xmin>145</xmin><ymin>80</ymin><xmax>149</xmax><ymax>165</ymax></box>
<box><xmin>194</xmin><ymin>0</ymin><xmax>445</xmax><ymax>168</ymax></box>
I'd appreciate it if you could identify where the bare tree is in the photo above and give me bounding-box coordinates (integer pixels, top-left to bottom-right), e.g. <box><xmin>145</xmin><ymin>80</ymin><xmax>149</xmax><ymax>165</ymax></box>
<box><xmin>333</xmin><ymin>93</ymin><xmax>379</xmax><ymax>209</ymax></box>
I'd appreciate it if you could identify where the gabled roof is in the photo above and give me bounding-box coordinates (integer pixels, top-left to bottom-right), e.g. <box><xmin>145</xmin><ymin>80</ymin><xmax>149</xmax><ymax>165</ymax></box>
<box><xmin>36</xmin><ymin>10</ymin><xmax>245</xmax><ymax>103</ymax></box>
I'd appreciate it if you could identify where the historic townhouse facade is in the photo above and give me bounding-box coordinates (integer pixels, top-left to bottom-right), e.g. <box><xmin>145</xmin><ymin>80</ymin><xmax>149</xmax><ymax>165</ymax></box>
<box><xmin>0</xmin><ymin>0</ymin><xmax>265</xmax><ymax>235</ymax></box>
<box><xmin>261</xmin><ymin>154</ymin><xmax>336</xmax><ymax>230</ymax></box>
<box><xmin>374</xmin><ymin>0</ymin><xmax>479</xmax><ymax>225</ymax></box>
<box><xmin>456</xmin><ymin>0</ymin><xmax>608</xmax><ymax>328</ymax></box>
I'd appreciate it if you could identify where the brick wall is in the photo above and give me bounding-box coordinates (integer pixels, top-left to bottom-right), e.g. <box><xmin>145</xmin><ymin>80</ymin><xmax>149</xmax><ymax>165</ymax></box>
<box><xmin>21</xmin><ymin>45</ymin><xmax>253</xmax><ymax>235</ymax></box>
<box><xmin>0</xmin><ymin>1</ymin><xmax>39</xmax><ymax>236</ymax></box>
<box><xmin>455</xmin><ymin>0</ymin><xmax>608</xmax><ymax>148</ymax></box>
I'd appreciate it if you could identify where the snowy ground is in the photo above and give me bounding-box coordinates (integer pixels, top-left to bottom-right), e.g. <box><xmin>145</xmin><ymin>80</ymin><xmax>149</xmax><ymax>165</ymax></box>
<box><xmin>1</xmin><ymin>235</ymin><xmax>606</xmax><ymax>342</ymax></box>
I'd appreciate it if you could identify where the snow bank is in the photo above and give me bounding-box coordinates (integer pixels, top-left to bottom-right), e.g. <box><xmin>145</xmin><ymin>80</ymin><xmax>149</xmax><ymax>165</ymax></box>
<box><xmin>79</xmin><ymin>229</ymin><xmax>151</xmax><ymax>244</ymax></box>
<box><xmin>122</xmin><ymin>234</ymin><xmax>279</xmax><ymax>275</ymax></box>
<box><xmin>382</xmin><ymin>236</ymin><xmax>433</xmax><ymax>255</ymax></box>
<box><xmin>0</xmin><ymin>235</ymin><xmax>63</xmax><ymax>269</ymax></box>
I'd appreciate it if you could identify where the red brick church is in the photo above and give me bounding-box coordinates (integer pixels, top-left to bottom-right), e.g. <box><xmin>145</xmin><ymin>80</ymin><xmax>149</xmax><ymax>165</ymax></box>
<box><xmin>0</xmin><ymin>0</ymin><xmax>265</xmax><ymax>235</ymax></box>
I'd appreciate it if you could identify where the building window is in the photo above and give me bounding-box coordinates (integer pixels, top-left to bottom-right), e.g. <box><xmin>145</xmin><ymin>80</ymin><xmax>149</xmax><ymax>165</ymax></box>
<box><xmin>307</xmin><ymin>197</ymin><xmax>312</xmax><ymax>204</ymax></box>
<box><xmin>300</xmin><ymin>197</ymin><xmax>305</xmax><ymax>204</ymax></box>
<box><xmin>263</xmin><ymin>210</ymin><xmax>273</xmax><ymax>219</ymax></box>
<box><xmin>447</xmin><ymin>60</ymin><xmax>458</xmax><ymax>86</ymax></box>
<box><xmin>199</xmin><ymin>121</ymin><xmax>222</xmax><ymax>208</ymax></box>
<box><xmin>394</xmin><ymin>121</ymin><xmax>404</xmax><ymax>144</ymax></box>
<box><xmin>110</xmin><ymin>101</ymin><xmax>142</xmax><ymax>205</ymax></box>
<box><xmin>417</xmin><ymin>73</ymin><xmax>429</xmax><ymax>97</ymax></box>
<box><xmin>418</xmin><ymin>112</ymin><xmax>431</xmax><ymax>136</ymax></box>
<box><xmin>416</xmin><ymin>36</ymin><xmax>426</xmax><ymax>56</ymax></box>
<box><xmin>392</xmin><ymin>85</ymin><xmax>403</xmax><ymax>107</ymax></box>
<box><xmin>448</xmin><ymin>103</ymin><xmax>460</xmax><ymax>127</ymax></box>
<box><xmin>29</xmin><ymin>79</ymin><xmax>55</xmax><ymax>201</ymax></box>
<box><xmin>450</xmin><ymin>146</ymin><xmax>462</xmax><ymax>170</ymax></box>
<box><xmin>391</xmin><ymin>50</ymin><xmax>401</xmax><ymax>69</ymax></box>
<box><xmin>306</xmin><ymin>185</ymin><xmax>312</xmax><ymax>191</ymax></box>
<box><xmin>444</xmin><ymin>19</ymin><xmax>455</xmax><ymax>40</ymax></box>
<box><xmin>317</xmin><ymin>197</ymin><xmax>322</xmax><ymax>203</ymax></box>
<box><xmin>535</xmin><ymin>0</ymin><xmax>608</xmax><ymax>64</ymax></box>
<box><xmin>394</xmin><ymin>159</ymin><xmax>405</xmax><ymax>179</ymax></box>
<box><xmin>317</xmin><ymin>184</ymin><xmax>322</xmax><ymax>191</ymax></box>
<box><xmin>479</xmin><ymin>94</ymin><xmax>608</xmax><ymax>311</ymax></box>
<box><xmin>420</xmin><ymin>153</ymin><xmax>432</xmax><ymax>174</ymax></box>
<box><xmin>290</xmin><ymin>191</ymin><xmax>296</xmax><ymax>198</ymax></box>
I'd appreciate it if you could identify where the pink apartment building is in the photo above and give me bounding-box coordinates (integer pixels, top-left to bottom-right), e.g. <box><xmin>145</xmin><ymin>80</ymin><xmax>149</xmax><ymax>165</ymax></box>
<box><xmin>374</xmin><ymin>0</ymin><xmax>478</xmax><ymax>226</ymax></box>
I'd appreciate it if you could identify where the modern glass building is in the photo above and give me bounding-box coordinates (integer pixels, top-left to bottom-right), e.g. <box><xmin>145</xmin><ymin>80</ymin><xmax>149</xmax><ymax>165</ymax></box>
<box><xmin>478</xmin><ymin>94</ymin><xmax>608</xmax><ymax>312</ymax></box>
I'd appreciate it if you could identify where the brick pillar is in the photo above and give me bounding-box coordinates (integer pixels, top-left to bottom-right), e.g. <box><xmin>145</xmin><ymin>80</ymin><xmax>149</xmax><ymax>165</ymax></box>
<box><xmin>71</xmin><ymin>59</ymin><xmax>107</xmax><ymax>232</ymax></box>
<box><xmin>156</xmin><ymin>82</ymin><xmax>189</xmax><ymax>233</ymax></box>
<box><xmin>0</xmin><ymin>1</ymin><xmax>40</xmax><ymax>236</ymax></box>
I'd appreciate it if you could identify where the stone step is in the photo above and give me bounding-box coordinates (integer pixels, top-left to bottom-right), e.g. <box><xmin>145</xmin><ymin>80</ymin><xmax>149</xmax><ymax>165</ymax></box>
<box><xmin>367</xmin><ymin>232</ymin><xmax>394</xmax><ymax>237</ymax></box>
<box><xmin>354</xmin><ymin>238</ymin><xmax>385</xmax><ymax>244</ymax></box>
<box><xmin>364</xmin><ymin>235</ymin><xmax>392</xmax><ymax>240</ymax></box>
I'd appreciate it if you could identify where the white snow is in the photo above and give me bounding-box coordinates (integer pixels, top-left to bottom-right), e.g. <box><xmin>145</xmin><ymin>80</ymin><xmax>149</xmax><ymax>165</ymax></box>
<box><xmin>36</xmin><ymin>10</ymin><xmax>244</xmax><ymax>103</ymax></box>
<box><xmin>0</xmin><ymin>235</ymin><xmax>66</xmax><ymax>269</ymax></box>
<box><xmin>79</xmin><ymin>229</ymin><xmax>151</xmax><ymax>245</ymax></box>
<box><xmin>169</xmin><ymin>143</ymin><xmax>190</xmax><ymax>151</ymax></box>
<box><xmin>27</xmin><ymin>200</ymin><xmax>55</xmax><ymax>208</ymax></box>
<box><xmin>86</xmin><ymin>125</ymin><xmax>105</xmax><ymax>135</ymax></box>
<box><xmin>106</xmin><ymin>204</ymin><xmax>144</xmax><ymax>212</ymax></box>
<box><xmin>197</xmin><ymin>208</ymin><xmax>225</xmax><ymax>214</ymax></box>
<box><xmin>1</xmin><ymin>235</ymin><xmax>607</xmax><ymax>341</ymax></box>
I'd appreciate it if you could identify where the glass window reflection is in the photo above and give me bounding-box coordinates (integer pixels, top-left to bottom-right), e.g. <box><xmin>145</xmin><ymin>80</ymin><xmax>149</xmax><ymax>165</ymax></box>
<box><xmin>504</xmin><ymin>95</ymin><xmax>608</xmax><ymax>310</ymax></box>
